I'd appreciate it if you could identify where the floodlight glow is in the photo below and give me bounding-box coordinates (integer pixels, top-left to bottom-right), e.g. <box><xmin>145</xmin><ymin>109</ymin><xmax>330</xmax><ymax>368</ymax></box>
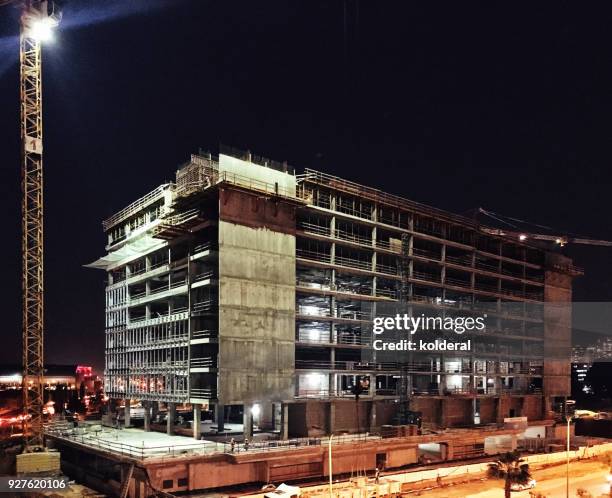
<box><xmin>30</xmin><ymin>19</ymin><xmax>56</xmax><ymax>42</ymax></box>
<box><xmin>22</xmin><ymin>1</ymin><xmax>62</xmax><ymax>43</ymax></box>
<box><xmin>519</xmin><ymin>234</ymin><xmax>527</xmax><ymax>241</ymax></box>
<box><xmin>250</xmin><ymin>404</ymin><xmax>261</xmax><ymax>417</ymax></box>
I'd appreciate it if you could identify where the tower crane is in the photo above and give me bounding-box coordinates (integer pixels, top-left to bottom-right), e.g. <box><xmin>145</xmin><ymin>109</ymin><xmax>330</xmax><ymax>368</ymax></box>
<box><xmin>0</xmin><ymin>0</ymin><xmax>61</xmax><ymax>451</ymax></box>
<box><xmin>478</xmin><ymin>207</ymin><xmax>612</xmax><ymax>248</ymax></box>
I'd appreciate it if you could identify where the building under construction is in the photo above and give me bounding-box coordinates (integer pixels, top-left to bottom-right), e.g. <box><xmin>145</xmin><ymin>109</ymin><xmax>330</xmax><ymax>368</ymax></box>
<box><xmin>88</xmin><ymin>146</ymin><xmax>578</xmax><ymax>439</ymax></box>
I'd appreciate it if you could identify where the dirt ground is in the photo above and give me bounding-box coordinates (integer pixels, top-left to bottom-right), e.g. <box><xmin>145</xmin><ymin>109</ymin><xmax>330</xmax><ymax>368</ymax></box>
<box><xmin>409</xmin><ymin>458</ymin><xmax>611</xmax><ymax>498</ymax></box>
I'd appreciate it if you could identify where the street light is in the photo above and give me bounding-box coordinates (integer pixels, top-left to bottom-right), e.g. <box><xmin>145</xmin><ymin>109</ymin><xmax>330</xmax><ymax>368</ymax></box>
<box><xmin>565</xmin><ymin>400</ymin><xmax>576</xmax><ymax>498</ymax></box>
<box><xmin>328</xmin><ymin>434</ymin><xmax>333</xmax><ymax>498</ymax></box>
<box><xmin>566</xmin><ymin>414</ymin><xmax>571</xmax><ymax>498</ymax></box>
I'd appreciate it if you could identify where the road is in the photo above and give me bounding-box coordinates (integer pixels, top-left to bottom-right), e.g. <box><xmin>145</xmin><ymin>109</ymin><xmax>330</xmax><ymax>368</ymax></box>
<box><xmin>412</xmin><ymin>459</ymin><xmax>611</xmax><ymax>497</ymax></box>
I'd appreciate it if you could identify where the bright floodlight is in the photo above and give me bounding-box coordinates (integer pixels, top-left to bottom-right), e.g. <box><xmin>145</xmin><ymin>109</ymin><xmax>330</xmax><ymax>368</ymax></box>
<box><xmin>22</xmin><ymin>1</ymin><xmax>61</xmax><ymax>43</ymax></box>
<box><xmin>30</xmin><ymin>18</ymin><xmax>57</xmax><ymax>42</ymax></box>
<box><xmin>250</xmin><ymin>404</ymin><xmax>261</xmax><ymax>417</ymax></box>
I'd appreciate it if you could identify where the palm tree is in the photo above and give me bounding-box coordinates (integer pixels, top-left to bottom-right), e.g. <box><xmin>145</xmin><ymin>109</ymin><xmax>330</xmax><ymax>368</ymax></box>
<box><xmin>487</xmin><ymin>450</ymin><xmax>532</xmax><ymax>498</ymax></box>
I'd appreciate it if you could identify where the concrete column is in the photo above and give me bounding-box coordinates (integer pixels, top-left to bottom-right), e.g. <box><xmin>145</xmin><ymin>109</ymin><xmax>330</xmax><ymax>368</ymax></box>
<box><xmin>167</xmin><ymin>402</ymin><xmax>175</xmax><ymax>435</ymax></box>
<box><xmin>105</xmin><ymin>398</ymin><xmax>117</xmax><ymax>427</ymax></box>
<box><xmin>143</xmin><ymin>401</ymin><xmax>151</xmax><ymax>432</ymax></box>
<box><xmin>216</xmin><ymin>404</ymin><xmax>225</xmax><ymax>433</ymax></box>
<box><xmin>328</xmin><ymin>402</ymin><xmax>335</xmax><ymax>435</ymax></box>
<box><xmin>124</xmin><ymin>400</ymin><xmax>131</xmax><ymax>428</ymax></box>
<box><xmin>152</xmin><ymin>401</ymin><xmax>159</xmax><ymax>418</ymax></box>
<box><xmin>259</xmin><ymin>403</ymin><xmax>274</xmax><ymax>431</ymax></box>
<box><xmin>243</xmin><ymin>404</ymin><xmax>253</xmax><ymax>439</ymax></box>
<box><xmin>329</xmin><ymin>349</ymin><xmax>335</xmax><ymax>396</ymax></box>
<box><xmin>369</xmin><ymin>401</ymin><xmax>377</xmax><ymax>432</ymax></box>
<box><xmin>193</xmin><ymin>404</ymin><xmax>201</xmax><ymax>439</ymax></box>
<box><xmin>440</xmin><ymin>399</ymin><xmax>448</xmax><ymax>428</ymax></box>
<box><xmin>280</xmin><ymin>403</ymin><xmax>289</xmax><ymax>440</ymax></box>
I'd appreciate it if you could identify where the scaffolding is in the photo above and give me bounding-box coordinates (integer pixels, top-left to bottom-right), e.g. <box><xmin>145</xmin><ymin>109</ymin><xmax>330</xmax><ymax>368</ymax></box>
<box><xmin>295</xmin><ymin>170</ymin><xmax>549</xmax><ymax>412</ymax></box>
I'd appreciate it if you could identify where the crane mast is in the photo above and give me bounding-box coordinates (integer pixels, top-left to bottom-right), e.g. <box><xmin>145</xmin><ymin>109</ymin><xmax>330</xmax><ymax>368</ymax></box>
<box><xmin>19</xmin><ymin>0</ymin><xmax>60</xmax><ymax>451</ymax></box>
<box><xmin>21</xmin><ymin>2</ymin><xmax>45</xmax><ymax>451</ymax></box>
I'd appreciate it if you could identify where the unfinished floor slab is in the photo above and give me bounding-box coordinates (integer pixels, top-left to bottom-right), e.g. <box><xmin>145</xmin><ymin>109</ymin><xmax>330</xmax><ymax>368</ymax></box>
<box><xmin>62</xmin><ymin>427</ymin><xmax>224</xmax><ymax>459</ymax></box>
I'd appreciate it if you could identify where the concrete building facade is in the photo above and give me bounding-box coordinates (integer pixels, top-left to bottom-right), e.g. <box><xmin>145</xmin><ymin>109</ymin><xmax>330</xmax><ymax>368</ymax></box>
<box><xmin>89</xmin><ymin>147</ymin><xmax>578</xmax><ymax>438</ymax></box>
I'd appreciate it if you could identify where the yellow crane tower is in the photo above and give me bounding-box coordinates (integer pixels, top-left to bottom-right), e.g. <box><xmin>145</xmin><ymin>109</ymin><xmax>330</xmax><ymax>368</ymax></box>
<box><xmin>0</xmin><ymin>0</ymin><xmax>61</xmax><ymax>452</ymax></box>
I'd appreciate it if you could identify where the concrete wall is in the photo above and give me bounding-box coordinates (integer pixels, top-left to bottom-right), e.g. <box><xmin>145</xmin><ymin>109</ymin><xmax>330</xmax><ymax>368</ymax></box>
<box><xmin>288</xmin><ymin>401</ymin><xmax>397</xmax><ymax>437</ymax></box>
<box><xmin>521</xmin><ymin>395</ymin><xmax>543</xmax><ymax>420</ymax></box>
<box><xmin>142</xmin><ymin>437</ymin><xmax>425</xmax><ymax>493</ymax></box>
<box><xmin>288</xmin><ymin>402</ymin><xmax>328</xmax><ymax>437</ymax></box>
<box><xmin>217</xmin><ymin>188</ymin><xmax>296</xmax><ymax>404</ymax></box>
<box><xmin>479</xmin><ymin>398</ymin><xmax>496</xmax><ymax>424</ymax></box>
<box><xmin>410</xmin><ymin>398</ymin><xmax>441</xmax><ymax>426</ymax></box>
<box><xmin>332</xmin><ymin>401</ymin><xmax>370</xmax><ymax>433</ymax></box>
<box><xmin>543</xmin><ymin>253</ymin><xmax>573</xmax><ymax>403</ymax></box>
<box><xmin>219</xmin><ymin>154</ymin><xmax>296</xmax><ymax>196</ymax></box>
<box><xmin>441</xmin><ymin>398</ymin><xmax>473</xmax><ymax>427</ymax></box>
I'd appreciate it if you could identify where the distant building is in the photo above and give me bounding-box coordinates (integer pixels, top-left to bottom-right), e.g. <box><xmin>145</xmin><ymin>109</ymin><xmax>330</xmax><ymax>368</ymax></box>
<box><xmin>594</xmin><ymin>335</ymin><xmax>612</xmax><ymax>361</ymax></box>
<box><xmin>571</xmin><ymin>336</ymin><xmax>612</xmax><ymax>393</ymax></box>
<box><xmin>0</xmin><ymin>364</ymin><xmax>78</xmax><ymax>390</ymax></box>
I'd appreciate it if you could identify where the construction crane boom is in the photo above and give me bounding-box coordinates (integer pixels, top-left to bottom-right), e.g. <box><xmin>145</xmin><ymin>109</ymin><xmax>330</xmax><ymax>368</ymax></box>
<box><xmin>478</xmin><ymin>208</ymin><xmax>612</xmax><ymax>248</ymax></box>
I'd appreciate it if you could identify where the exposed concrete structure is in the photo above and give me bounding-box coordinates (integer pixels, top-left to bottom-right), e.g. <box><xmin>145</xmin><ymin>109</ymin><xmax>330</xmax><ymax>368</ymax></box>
<box><xmin>124</xmin><ymin>400</ymin><xmax>131</xmax><ymax>428</ymax></box>
<box><xmin>143</xmin><ymin>401</ymin><xmax>151</xmax><ymax>432</ymax></box>
<box><xmin>47</xmin><ymin>423</ymin><xmax>535</xmax><ymax>496</ymax></box>
<box><xmin>88</xmin><ymin>145</ymin><xmax>579</xmax><ymax>438</ymax></box>
<box><xmin>166</xmin><ymin>403</ymin><xmax>175</xmax><ymax>436</ymax></box>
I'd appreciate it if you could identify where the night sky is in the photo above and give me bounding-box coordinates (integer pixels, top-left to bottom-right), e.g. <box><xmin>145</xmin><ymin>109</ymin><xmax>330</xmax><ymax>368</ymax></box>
<box><xmin>0</xmin><ymin>1</ymin><xmax>611</xmax><ymax>372</ymax></box>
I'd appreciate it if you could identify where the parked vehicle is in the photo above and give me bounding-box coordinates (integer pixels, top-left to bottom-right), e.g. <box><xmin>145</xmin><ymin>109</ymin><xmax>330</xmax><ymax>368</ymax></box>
<box><xmin>510</xmin><ymin>479</ymin><xmax>536</xmax><ymax>492</ymax></box>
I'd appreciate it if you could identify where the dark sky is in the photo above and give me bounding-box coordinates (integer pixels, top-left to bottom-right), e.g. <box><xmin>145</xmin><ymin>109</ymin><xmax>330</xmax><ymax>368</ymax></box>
<box><xmin>1</xmin><ymin>1</ymin><xmax>611</xmax><ymax>372</ymax></box>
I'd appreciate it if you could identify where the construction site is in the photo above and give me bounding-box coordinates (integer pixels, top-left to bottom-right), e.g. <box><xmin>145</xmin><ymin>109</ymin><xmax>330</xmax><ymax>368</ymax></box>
<box><xmin>31</xmin><ymin>145</ymin><xmax>582</xmax><ymax>495</ymax></box>
<box><xmin>3</xmin><ymin>2</ymin><xmax>612</xmax><ymax>498</ymax></box>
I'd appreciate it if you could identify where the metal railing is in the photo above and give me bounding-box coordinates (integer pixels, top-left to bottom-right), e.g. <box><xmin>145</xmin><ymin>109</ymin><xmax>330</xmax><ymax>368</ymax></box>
<box><xmin>296</xmin><ymin>248</ymin><xmax>332</xmax><ymax>264</ymax></box>
<box><xmin>47</xmin><ymin>431</ymin><xmax>217</xmax><ymax>459</ymax></box>
<box><xmin>296</xmin><ymin>389</ymin><xmax>357</xmax><ymax>399</ymax></box>
<box><xmin>300</xmin><ymin>169</ymin><xmax>478</xmax><ymax>229</ymax></box>
<box><xmin>194</xmin><ymin>270</ymin><xmax>215</xmax><ymax>282</ymax></box>
<box><xmin>128</xmin><ymin>308</ymin><xmax>189</xmax><ymax>326</ymax></box>
<box><xmin>190</xmin><ymin>388</ymin><xmax>217</xmax><ymax>398</ymax></box>
<box><xmin>376</xmin><ymin>263</ymin><xmax>397</xmax><ymax>276</ymax></box>
<box><xmin>335</xmin><ymin>255</ymin><xmax>373</xmax><ymax>271</ymax></box>
<box><xmin>412</xmin><ymin>247</ymin><xmax>440</xmax><ymax>259</ymax></box>
<box><xmin>445</xmin><ymin>277</ymin><xmax>471</xmax><ymax>288</ymax></box>
<box><xmin>220</xmin><ymin>144</ymin><xmax>295</xmax><ymax>175</ymax></box>
<box><xmin>375</xmin><ymin>288</ymin><xmax>397</xmax><ymax>298</ymax></box>
<box><xmin>295</xmin><ymin>280</ymin><xmax>332</xmax><ymax>291</ymax></box>
<box><xmin>295</xmin><ymin>360</ymin><xmax>400</xmax><ymax>371</ymax></box>
<box><xmin>296</xmin><ymin>334</ymin><xmax>370</xmax><ymax>346</ymax></box>
<box><xmin>194</xmin><ymin>242</ymin><xmax>213</xmax><ymax>254</ymax></box>
<box><xmin>190</xmin><ymin>357</ymin><xmax>216</xmax><ymax>368</ymax></box>
<box><xmin>445</xmin><ymin>254</ymin><xmax>472</xmax><ymax>266</ymax></box>
<box><xmin>192</xmin><ymin>300</ymin><xmax>216</xmax><ymax>313</ymax></box>
<box><xmin>103</xmin><ymin>184</ymin><xmax>172</xmax><ymax>231</ymax></box>
<box><xmin>128</xmin><ymin>361</ymin><xmax>189</xmax><ymax>372</ymax></box>
<box><xmin>191</xmin><ymin>329</ymin><xmax>217</xmax><ymax>340</ymax></box>
<box><xmin>298</xmin><ymin>222</ymin><xmax>330</xmax><ymax>237</ymax></box>
<box><xmin>414</xmin><ymin>270</ymin><xmax>441</xmax><ymax>283</ymax></box>
<box><xmin>218</xmin><ymin>170</ymin><xmax>296</xmax><ymax>199</ymax></box>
